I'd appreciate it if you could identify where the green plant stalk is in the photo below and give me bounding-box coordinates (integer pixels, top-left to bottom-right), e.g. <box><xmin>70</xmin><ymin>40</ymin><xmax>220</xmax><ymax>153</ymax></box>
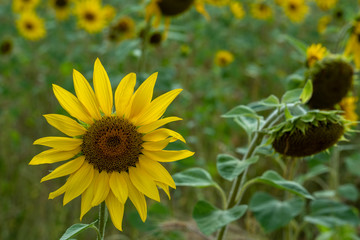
<box><xmin>98</xmin><ymin>202</ymin><xmax>108</xmax><ymax>240</ymax></box>
<box><xmin>329</xmin><ymin>147</ymin><xmax>340</xmax><ymax>191</ymax></box>
<box><xmin>214</xmin><ymin>183</ymin><xmax>228</xmax><ymax>209</ymax></box>
<box><xmin>137</xmin><ymin>18</ymin><xmax>152</xmax><ymax>73</ymax></box>
<box><xmin>216</xmin><ymin>108</ymin><xmax>282</xmax><ymax>240</ymax></box>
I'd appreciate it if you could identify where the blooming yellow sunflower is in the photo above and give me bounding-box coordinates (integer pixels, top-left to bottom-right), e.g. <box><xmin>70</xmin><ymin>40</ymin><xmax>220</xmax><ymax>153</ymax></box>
<box><xmin>16</xmin><ymin>11</ymin><xmax>46</xmax><ymax>41</ymax></box>
<box><xmin>214</xmin><ymin>50</ymin><xmax>234</xmax><ymax>67</ymax></box>
<box><xmin>74</xmin><ymin>0</ymin><xmax>108</xmax><ymax>33</ymax></box>
<box><xmin>108</xmin><ymin>16</ymin><xmax>135</xmax><ymax>42</ymax></box>
<box><xmin>344</xmin><ymin>20</ymin><xmax>360</xmax><ymax>69</ymax></box>
<box><xmin>30</xmin><ymin>59</ymin><xmax>194</xmax><ymax>231</ymax></box>
<box><xmin>250</xmin><ymin>2</ymin><xmax>273</xmax><ymax>20</ymax></box>
<box><xmin>339</xmin><ymin>96</ymin><xmax>358</xmax><ymax>123</ymax></box>
<box><xmin>306</xmin><ymin>43</ymin><xmax>327</xmax><ymax>67</ymax></box>
<box><xmin>50</xmin><ymin>0</ymin><xmax>72</xmax><ymax>21</ymax></box>
<box><xmin>229</xmin><ymin>1</ymin><xmax>245</xmax><ymax>19</ymax></box>
<box><xmin>282</xmin><ymin>0</ymin><xmax>309</xmax><ymax>23</ymax></box>
<box><xmin>12</xmin><ymin>0</ymin><xmax>39</xmax><ymax>13</ymax></box>
<box><xmin>317</xmin><ymin>15</ymin><xmax>331</xmax><ymax>34</ymax></box>
<box><xmin>315</xmin><ymin>0</ymin><xmax>338</xmax><ymax>11</ymax></box>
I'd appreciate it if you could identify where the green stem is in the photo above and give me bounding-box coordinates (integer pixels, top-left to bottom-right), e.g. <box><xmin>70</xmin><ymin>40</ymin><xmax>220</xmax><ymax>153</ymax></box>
<box><xmin>98</xmin><ymin>202</ymin><xmax>108</xmax><ymax>240</ymax></box>
<box><xmin>214</xmin><ymin>183</ymin><xmax>228</xmax><ymax>209</ymax></box>
<box><xmin>137</xmin><ymin>19</ymin><xmax>152</xmax><ymax>73</ymax></box>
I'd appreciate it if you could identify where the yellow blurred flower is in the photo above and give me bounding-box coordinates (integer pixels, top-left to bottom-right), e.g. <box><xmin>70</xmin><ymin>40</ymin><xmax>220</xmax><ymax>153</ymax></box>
<box><xmin>315</xmin><ymin>0</ymin><xmax>338</xmax><ymax>11</ymax></box>
<box><xmin>282</xmin><ymin>0</ymin><xmax>309</xmax><ymax>23</ymax></box>
<box><xmin>230</xmin><ymin>1</ymin><xmax>245</xmax><ymax>19</ymax></box>
<box><xmin>16</xmin><ymin>11</ymin><xmax>46</xmax><ymax>41</ymax></box>
<box><xmin>317</xmin><ymin>15</ymin><xmax>331</xmax><ymax>34</ymax></box>
<box><xmin>206</xmin><ymin>0</ymin><xmax>230</xmax><ymax>6</ymax></box>
<box><xmin>339</xmin><ymin>96</ymin><xmax>358</xmax><ymax>124</ymax></box>
<box><xmin>74</xmin><ymin>0</ymin><xmax>108</xmax><ymax>33</ymax></box>
<box><xmin>50</xmin><ymin>0</ymin><xmax>72</xmax><ymax>21</ymax></box>
<box><xmin>344</xmin><ymin>20</ymin><xmax>360</xmax><ymax>69</ymax></box>
<box><xmin>251</xmin><ymin>2</ymin><xmax>272</xmax><ymax>20</ymax></box>
<box><xmin>108</xmin><ymin>16</ymin><xmax>135</xmax><ymax>42</ymax></box>
<box><xmin>103</xmin><ymin>5</ymin><xmax>116</xmax><ymax>23</ymax></box>
<box><xmin>274</xmin><ymin>0</ymin><xmax>286</xmax><ymax>6</ymax></box>
<box><xmin>306</xmin><ymin>43</ymin><xmax>327</xmax><ymax>67</ymax></box>
<box><xmin>12</xmin><ymin>0</ymin><xmax>39</xmax><ymax>13</ymax></box>
<box><xmin>214</xmin><ymin>50</ymin><xmax>234</xmax><ymax>67</ymax></box>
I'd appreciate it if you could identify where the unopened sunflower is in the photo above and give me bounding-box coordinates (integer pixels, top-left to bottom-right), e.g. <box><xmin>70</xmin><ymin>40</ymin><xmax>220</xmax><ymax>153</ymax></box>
<box><xmin>315</xmin><ymin>0</ymin><xmax>338</xmax><ymax>11</ymax></box>
<box><xmin>30</xmin><ymin>59</ymin><xmax>194</xmax><ymax>231</ymax></box>
<box><xmin>229</xmin><ymin>1</ymin><xmax>245</xmax><ymax>19</ymax></box>
<box><xmin>250</xmin><ymin>2</ymin><xmax>272</xmax><ymax>20</ymax></box>
<box><xmin>282</xmin><ymin>0</ymin><xmax>309</xmax><ymax>23</ymax></box>
<box><xmin>50</xmin><ymin>0</ymin><xmax>72</xmax><ymax>20</ymax></box>
<box><xmin>307</xmin><ymin>55</ymin><xmax>354</xmax><ymax>109</ymax></box>
<box><xmin>214</xmin><ymin>50</ymin><xmax>234</xmax><ymax>67</ymax></box>
<box><xmin>270</xmin><ymin>110</ymin><xmax>347</xmax><ymax>157</ymax></box>
<box><xmin>16</xmin><ymin>11</ymin><xmax>46</xmax><ymax>41</ymax></box>
<box><xmin>344</xmin><ymin>20</ymin><xmax>360</xmax><ymax>69</ymax></box>
<box><xmin>12</xmin><ymin>0</ymin><xmax>39</xmax><ymax>13</ymax></box>
<box><xmin>306</xmin><ymin>43</ymin><xmax>327</xmax><ymax>68</ymax></box>
<box><xmin>74</xmin><ymin>0</ymin><xmax>108</xmax><ymax>33</ymax></box>
<box><xmin>339</xmin><ymin>96</ymin><xmax>358</xmax><ymax>123</ymax></box>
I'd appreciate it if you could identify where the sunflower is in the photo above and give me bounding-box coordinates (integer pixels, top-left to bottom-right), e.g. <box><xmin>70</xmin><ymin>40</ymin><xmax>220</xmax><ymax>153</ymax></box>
<box><xmin>103</xmin><ymin>5</ymin><xmax>116</xmax><ymax>23</ymax></box>
<box><xmin>74</xmin><ymin>0</ymin><xmax>108</xmax><ymax>33</ymax></box>
<box><xmin>344</xmin><ymin>20</ymin><xmax>360</xmax><ymax>69</ymax></box>
<box><xmin>16</xmin><ymin>11</ymin><xmax>46</xmax><ymax>41</ymax></box>
<box><xmin>317</xmin><ymin>15</ymin><xmax>331</xmax><ymax>34</ymax></box>
<box><xmin>339</xmin><ymin>96</ymin><xmax>358</xmax><ymax>123</ymax></box>
<box><xmin>206</xmin><ymin>0</ymin><xmax>230</xmax><ymax>7</ymax></box>
<box><xmin>250</xmin><ymin>2</ymin><xmax>272</xmax><ymax>20</ymax></box>
<box><xmin>108</xmin><ymin>16</ymin><xmax>135</xmax><ymax>42</ymax></box>
<box><xmin>30</xmin><ymin>59</ymin><xmax>194</xmax><ymax>231</ymax></box>
<box><xmin>315</xmin><ymin>0</ymin><xmax>338</xmax><ymax>11</ymax></box>
<box><xmin>50</xmin><ymin>0</ymin><xmax>72</xmax><ymax>20</ymax></box>
<box><xmin>0</xmin><ymin>39</ymin><xmax>13</xmax><ymax>55</ymax></box>
<box><xmin>229</xmin><ymin>1</ymin><xmax>245</xmax><ymax>19</ymax></box>
<box><xmin>214</xmin><ymin>50</ymin><xmax>234</xmax><ymax>67</ymax></box>
<box><xmin>12</xmin><ymin>0</ymin><xmax>39</xmax><ymax>13</ymax></box>
<box><xmin>149</xmin><ymin>31</ymin><xmax>164</xmax><ymax>46</ymax></box>
<box><xmin>306</xmin><ymin>43</ymin><xmax>327</xmax><ymax>68</ymax></box>
<box><xmin>282</xmin><ymin>0</ymin><xmax>309</xmax><ymax>23</ymax></box>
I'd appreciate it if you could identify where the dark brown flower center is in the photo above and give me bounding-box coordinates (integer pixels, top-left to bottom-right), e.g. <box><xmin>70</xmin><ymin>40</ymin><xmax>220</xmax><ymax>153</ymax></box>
<box><xmin>25</xmin><ymin>22</ymin><xmax>34</xmax><ymax>30</ymax></box>
<box><xmin>0</xmin><ymin>40</ymin><xmax>12</xmax><ymax>54</ymax></box>
<box><xmin>84</xmin><ymin>11</ymin><xmax>96</xmax><ymax>22</ymax></box>
<box><xmin>289</xmin><ymin>3</ymin><xmax>297</xmax><ymax>11</ymax></box>
<box><xmin>259</xmin><ymin>3</ymin><xmax>268</xmax><ymax>11</ymax></box>
<box><xmin>82</xmin><ymin>116</ymin><xmax>143</xmax><ymax>173</ymax></box>
<box><xmin>55</xmin><ymin>0</ymin><xmax>68</xmax><ymax>8</ymax></box>
<box><xmin>115</xmin><ymin>21</ymin><xmax>130</xmax><ymax>32</ymax></box>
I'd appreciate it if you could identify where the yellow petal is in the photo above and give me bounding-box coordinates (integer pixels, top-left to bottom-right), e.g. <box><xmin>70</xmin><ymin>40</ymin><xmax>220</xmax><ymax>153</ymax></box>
<box><xmin>80</xmin><ymin>176</ymin><xmax>96</xmax><ymax>220</ymax></box>
<box><xmin>105</xmin><ymin>191</ymin><xmax>125</xmax><ymax>231</ymax></box>
<box><xmin>137</xmin><ymin>117</ymin><xmax>182</xmax><ymax>133</ymax></box>
<box><xmin>29</xmin><ymin>148</ymin><xmax>80</xmax><ymax>165</ymax></box>
<box><xmin>142</xmin><ymin>128</ymin><xmax>186</xmax><ymax>143</ymax></box>
<box><xmin>93</xmin><ymin>58</ymin><xmax>113</xmax><ymax>116</ymax></box>
<box><xmin>142</xmin><ymin>149</ymin><xmax>195</xmax><ymax>162</ymax></box>
<box><xmin>128</xmin><ymin>72</ymin><xmax>157</xmax><ymax>119</ymax></box>
<box><xmin>123</xmin><ymin>173</ymin><xmax>147</xmax><ymax>222</ymax></box>
<box><xmin>91</xmin><ymin>170</ymin><xmax>110</xmax><ymax>206</ymax></box>
<box><xmin>138</xmin><ymin>155</ymin><xmax>175</xmax><ymax>189</ymax></box>
<box><xmin>44</xmin><ymin>114</ymin><xmax>86</xmax><ymax>137</ymax></box>
<box><xmin>33</xmin><ymin>137</ymin><xmax>82</xmax><ymax>151</ymax></box>
<box><xmin>73</xmin><ymin>69</ymin><xmax>101</xmax><ymax>120</ymax></box>
<box><xmin>63</xmin><ymin>162</ymin><xmax>94</xmax><ymax>205</ymax></box>
<box><xmin>128</xmin><ymin>166</ymin><xmax>160</xmax><ymax>202</ymax></box>
<box><xmin>156</xmin><ymin>181</ymin><xmax>171</xmax><ymax>199</ymax></box>
<box><xmin>41</xmin><ymin>156</ymin><xmax>85</xmax><ymax>182</ymax></box>
<box><xmin>48</xmin><ymin>181</ymin><xmax>69</xmax><ymax>199</ymax></box>
<box><xmin>115</xmin><ymin>73</ymin><xmax>136</xmax><ymax>117</ymax></box>
<box><xmin>133</xmin><ymin>89</ymin><xmax>182</xmax><ymax>126</ymax></box>
<box><xmin>142</xmin><ymin>138</ymin><xmax>171</xmax><ymax>151</ymax></box>
<box><xmin>53</xmin><ymin>84</ymin><xmax>93</xmax><ymax>124</ymax></box>
<box><xmin>109</xmin><ymin>171</ymin><xmax>128</xmax><ymax>204</ymax></box>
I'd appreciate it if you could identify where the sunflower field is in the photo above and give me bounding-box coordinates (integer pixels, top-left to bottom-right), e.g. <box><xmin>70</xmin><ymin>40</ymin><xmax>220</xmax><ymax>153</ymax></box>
<box><xmin>1</xmin><ymin>0</ymin><xmax>360</xmax><ymax>239</ymax></box>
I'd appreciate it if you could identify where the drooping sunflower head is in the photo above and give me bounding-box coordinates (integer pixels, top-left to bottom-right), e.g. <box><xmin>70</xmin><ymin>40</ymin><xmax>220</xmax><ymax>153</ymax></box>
<box><xmin>108</xmin><ymin>16</ymin><xmax>135</xmax><ymax>42</ymax></box>
<box><xmin>50</xmin><ymin>0</ymin><xmax>72</xmax><ymax>20</ymax></box>
<box><xmin>317</xmin><ymin>15</ymin><xmax>331</xmax><ymax>34</ymax></box>
<box><xmin>282</xmin><ymin>0</ymin><xmax>309</xmax><ymax>23</ymax></box>
<box><xmin>251</xmin><ymin>2</ymin><xmax>273</xmax><ymax>20</ymax></box>
<box><xmin>74</xmin><ymin>0</ymin><xmax>108</xmax><ymax>33</ymax></box>
<box><xmin>229</xmin><ymin>1</ymin><xmax>245</xmax><ymax>19</ymax></box>
<box><xmin>306</xmin><ymin>43</ymin><xmax>327</xmax><ymax>68</ymax></box>
<box><xmin>155</xmin><ymin>0</ymin><xmax>195</xmax><ymax>16</ymax></box>
<box><xmin>0</xmin><ymin>39</ymin><xmax>13</xmax><ymax>55</ymax></box>
<box><xmin>12</xmin><ymin>0</ymin><xmax>39</xmax><ymax>13</ymax></box>
<box><xmin>315</xmin><ymin>0</ymin><xmax>338</xmax><ymax>11</ymax></box>
<box><xmin>214</xmin><ymin>50</ymin><xmax>234</xmax><ymax>67</ymax></box>
<box><xmin>16</xmin><ymin>11</ymin><xmax>46</xmax><ymax>41</ymax></box>
<box><xmin>339</xmin><ymin>96</ymin><xmax>358</xmax><ymax>124</ymax></box>
<box><xmin>307</xmin><ymin>55</ymin><xmax>354</xmax><ymax>109</ymax></box>
<box><xmin>270</xmin><ymin>111</ymin><xmax>346</xmax><ymax>157</ymax></box>
<box><xmin>30</xmin><ymin>58</ymin><xmax>194</xmax><ymax>231</ymax></box>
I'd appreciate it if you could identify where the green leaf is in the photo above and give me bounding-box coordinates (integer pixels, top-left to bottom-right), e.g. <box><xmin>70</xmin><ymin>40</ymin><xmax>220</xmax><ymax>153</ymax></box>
<box><xmin>284</xmin><ymin>105</ymin><xmax>293</xmax><ymax>120</ymax></box>
<box><xmin>222</xmin><ymin>105</ymin><xmax>257</xmax><ymax>118</ymax></box>
<box><xmin>216</xmin><ymin>154</ymin><xmax>259</xmax><ymax>181</ymax></box>
<box><xmin>234</xmin><ymin>116</ymin><xmax>260</xmax><ymax>137</ymax></box>
<box><xmin>300</xmin><ymin>80</ymin><xmax>313</xmax><ymax>104</ymax></box>
<box><xmin>296</xmin><ymin>165</ymin><xmax>329</xmax><ymax>184</ymax></box>
<box><xmin>281</xmin><ymin>89</ymin><xmax>303</xmax><ymax>104</ymax></box>
<box><xmin>283</xmin><ymin>34</ymin><xmax>307</xmax><ymax>56</ymax></box>
<box><xmin>257</xmin><ymin>170</ymin><xmax>313</xmax><ymax>199</ymax></box>
<box><xmin>345</xmin><ymin>154</ymin><xmax>360</xmax><ymax>177</ymax></box>
<box><xmin>338</xmin><ymin>184</ymin><xmax>359</xmax><ymax>202</ymax></box>
<box><xmin>193</xmin><ymin>200</ymin><xmax>247</xmax><ymax>235</ymax></box>
<box><xmin>173</xmin><ymin>168</ymin><xmax>216</xmax><ymax>187</ymax></box>
<box><xmin>60</xmin><ymin>221</ymin><xmax>98</xmax><ymax>240</ymax></box>
<box><xmin>249</xmin><ymin>192</ymin><xmax>304</xmax><ymax>232</ymax></box>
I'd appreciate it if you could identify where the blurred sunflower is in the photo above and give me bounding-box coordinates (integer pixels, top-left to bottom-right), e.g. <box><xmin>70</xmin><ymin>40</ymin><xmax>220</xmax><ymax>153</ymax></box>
<box><xmin>74</xmin><ymin>0</ymin><xmax>108</xmax><ymax>33</ymax></box>
<box><xmin>315</xmin><ymin>0</ymin><xmax>338</xmax><ymax>11</ymax></box>
<box><xmin>103</xmin><ymin>5</ymin><xmax>116</xmax><ymax>23</ymax></box>
<box><xmin>317</xmin><ymin>15</ymin><xmax>331</xmax><ymax>34</ymax></box>
<box><xmin>206</xmin><ymin>0</ymin><xmax>230</xmax><ymax>7</ymax></box>
<box><xmin>30</xmin><ymin>58</ymin><xmax>194</xmax><ymax>231</ymax></box>
<box><xmin>339</xmin><ymin>96</ymin><xmax>358</xmax><ymax>123</ymax></box>
<box><xmin>229</xmin><ymin>1</ymin><xmax>245</xmax><ymax>19</ymax></box>
<box><xmin>282</xmin><ymin>0</ymin><xmax>309</xmax><ymax>23</ymax></box>
<box><xmin>149</xmin><ymin>31</ymin><xmax>164</xmax><ymax>46</ymax></box>
<box><xmin>344</xmin><ymin>20</ymin><xmax>360</xmax><ymax>69</ymax></box>
<box><xmin>251</xmin><ymin>2</ymin><xmax>272</xmax><ymax>20</ymax></box>
<box><xmin>16</xmin><ymin>11</ymin><xmax>46</xmax><ymax>41</ymax></box>
<box><xmin>0</xmin><ymin>39</ymin><xmax>13</xmax><ymax>55</ymax></box>
<box><xmin>50</xmin><ymin>0</ymin><xmax>72</xmax><ymax>20</ymax></box>
<box><xmin>12</xmin><ymin>0</ymin><xmax>39</xmax><ymax>13</ymax></box>
<box><xmin>108</xmin><ymin>16</ymin><xmax>135</xmax><ymax>42</ymax></box>
<box><xmin>214</xmin><ymin>50</ymin><xmax>234</xmax><ymax>67</ymax></box>
<box><xmin>306</xmin><ymin>43</ymin><xmax>327</xmax><ymax>68</ymax></box>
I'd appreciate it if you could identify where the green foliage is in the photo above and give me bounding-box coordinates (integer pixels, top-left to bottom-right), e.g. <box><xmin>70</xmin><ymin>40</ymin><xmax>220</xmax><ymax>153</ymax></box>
<box><xmin>60</xmin><ymin>221</ymin><xmax>98</xmax><ymax>240</ymax></box>
<box><xmin>172</xmin><ymin>168</ymin><xmax>216</xmax><ymax>187</ymax></box>
<box><xmin>216</xmin><ymin>154</ymin><xmax>258</xmax><ymax>181</ymax></box>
